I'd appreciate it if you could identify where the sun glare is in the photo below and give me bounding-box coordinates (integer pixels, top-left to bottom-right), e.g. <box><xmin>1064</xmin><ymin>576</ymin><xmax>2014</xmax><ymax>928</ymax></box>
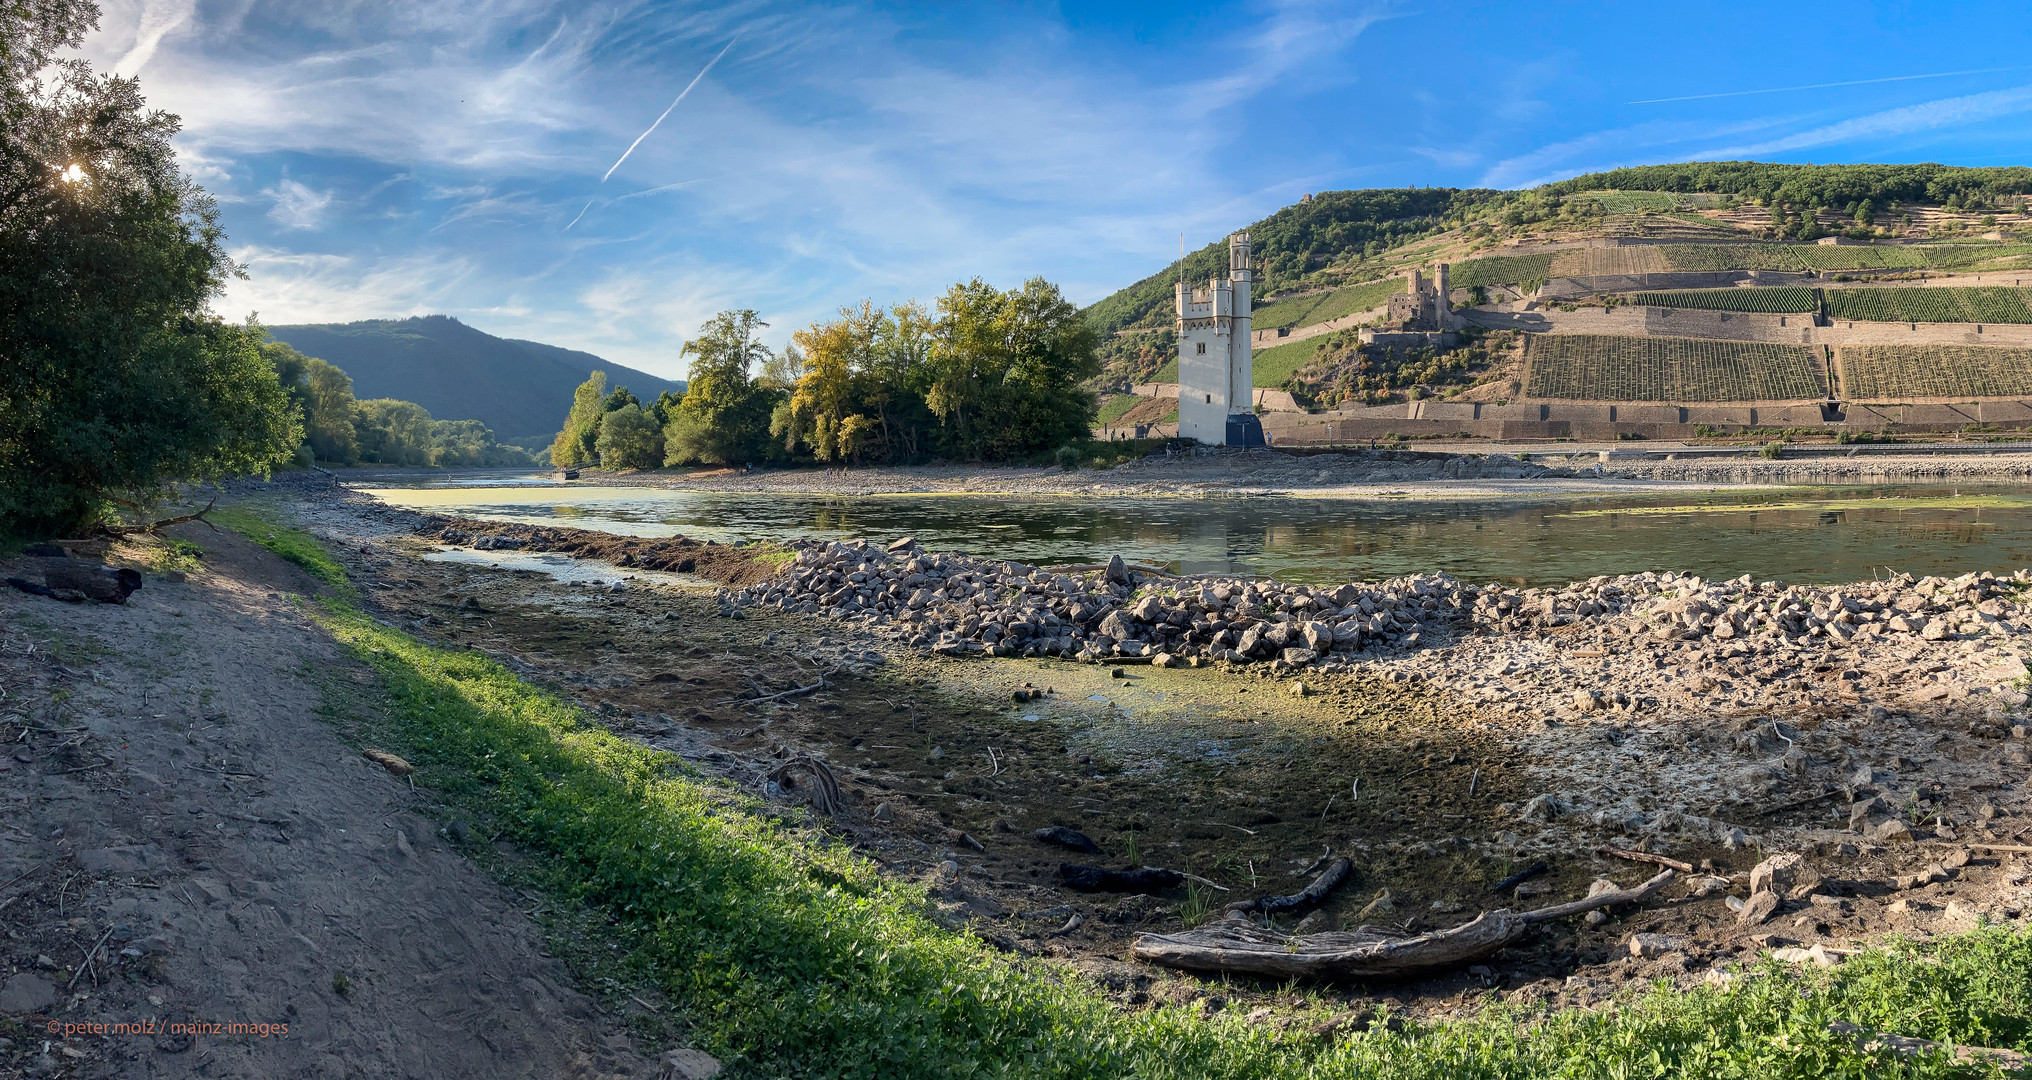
<box><xmin>59</xmin><ymin>163</ymin><xmax>87</xmax><ymax>184</ymax></box>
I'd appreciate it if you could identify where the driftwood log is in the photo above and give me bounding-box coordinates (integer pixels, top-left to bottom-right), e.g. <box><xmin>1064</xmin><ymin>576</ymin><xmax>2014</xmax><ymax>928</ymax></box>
<box><xmin>1060</xmin><ymin>864</ymin><xmax>1185</xmax><ymax>892</ymax></box>
<box><xmin>766</xmin><ymin>756</ymin><xmax>842</xmax><ymax>816</ymax></box>
<box><xmin>1132</xmin><ymin>868</ymin><xmax>1675</xmax><ymax>980</ymax></box>
<box><xmin>1225</xmin><ymin>858</ymin><xmax>1351</xmax><ymax>917</ymax></box>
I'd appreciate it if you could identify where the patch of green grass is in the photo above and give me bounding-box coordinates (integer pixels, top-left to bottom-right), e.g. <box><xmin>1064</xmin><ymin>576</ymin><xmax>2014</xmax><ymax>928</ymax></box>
<box><xmin>210</xmin><ymin>505</ymin><xmax>352</xmax><ymax>591</ymax></box>
<box><xmin>257</xmin><ymin>516</ymin><xmax>2032</xmax><ymax>1078</ymax></box>
<box><xmin>1097</xmin><ymin>393</ymin><xmax>1143</xmax><ymax>424</ymax></box>
<box><xmin>1253</xmin><ymin>337</ymin><xmax>1327</xmax><ymax>388</ymax></box>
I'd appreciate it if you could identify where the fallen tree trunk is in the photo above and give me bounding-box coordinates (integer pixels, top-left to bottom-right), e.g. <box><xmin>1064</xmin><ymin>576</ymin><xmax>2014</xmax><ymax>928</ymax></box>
<box><xmin>1132</xmin><ymin>868</ymin><xmax>1674</xmax><ymax>980</ymax></box>
<box><xmin>100</xmin><ymin>497</ymin><xmax>217</xmax><ymax>537</ymax></box>
<box><xmin>1225</xmin><ymin>858</ymin><xmax>1351</xmax><ymax>918</ymax></box>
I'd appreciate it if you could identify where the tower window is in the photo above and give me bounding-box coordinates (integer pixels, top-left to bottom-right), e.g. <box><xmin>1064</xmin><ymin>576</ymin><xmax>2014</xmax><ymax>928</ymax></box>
<box><xmin>1205</xmin><ymin>394</ymin><xmax>1212</xmax><ymax>403</ymax></box>
<box><xmin>1195</xmin><ymin>342</ymin><xmax>1206</xmax><ymax>354</ymax></box>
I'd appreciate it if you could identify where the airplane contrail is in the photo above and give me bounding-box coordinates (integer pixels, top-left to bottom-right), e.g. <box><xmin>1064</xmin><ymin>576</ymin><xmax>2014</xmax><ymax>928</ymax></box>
<box><xmin>1628</xmin><ymin>66</ymin><xmax>2024</xmax><ymax>105</ymax></box>
<box><xmin>601</xmin><ymin>35</ymin><xmax>739</xmax><ymax>182</ymax></box>
<box><xmin>566</xmin><ymin>35</ymin><xmax>738</xmax><ymax>231</ymax></box>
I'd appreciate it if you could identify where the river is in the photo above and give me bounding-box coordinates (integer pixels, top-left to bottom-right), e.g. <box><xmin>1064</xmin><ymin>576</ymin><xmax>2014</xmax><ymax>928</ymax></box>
<box><xmin>359</xmin><ymin>474</ymin><xmax>2032</xmax><ymax>587</ymax></box>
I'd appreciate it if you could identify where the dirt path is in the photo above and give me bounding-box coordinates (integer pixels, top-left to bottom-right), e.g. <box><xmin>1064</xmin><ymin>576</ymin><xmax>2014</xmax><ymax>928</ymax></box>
<box><xmin>0</xmin><ymin>528</ymin><xmax>658</xmax><ymax>1079</ymax></box>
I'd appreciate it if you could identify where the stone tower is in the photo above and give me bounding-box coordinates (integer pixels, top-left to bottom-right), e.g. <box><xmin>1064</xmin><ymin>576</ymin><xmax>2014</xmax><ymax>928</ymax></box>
<box><xmin>1175</xmin><ymin>233</ymin><xmax>1264</xmax><ymax>447</ymax></box>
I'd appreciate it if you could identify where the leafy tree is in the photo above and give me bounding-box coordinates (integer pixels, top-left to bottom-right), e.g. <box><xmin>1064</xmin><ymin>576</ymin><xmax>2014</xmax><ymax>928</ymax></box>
<box><xmin>265</xmin><ymin>340</ymin><xmax>360</xmax><ymax>464</ymax></box>
<box><xmin>549</xmin><ymin>370</ymin><xmax>607</xmax><ymax>467</ymax></box>
<box><xmin>664</xmin><ymin>310</ymin><xmax>781</xmax><ymax>465</ymax></box>
<box><xmin>0</xmin><ymin>1</ymin><xmax>299</xmax><ymax>534</ymax></box>
<box><xmin>355</xmin><ymin>399</ymin><xmax>437</xmax><ymax>466</ymax></box>
<box><xmin>595</xmin><ymin>405</ymin><xmax>663</xmax><ymax>469</ymax></box>
<box><xmin>781</xmin><ymin>302</ymin><xmax>880</xmax><ymax>461</ymax></box>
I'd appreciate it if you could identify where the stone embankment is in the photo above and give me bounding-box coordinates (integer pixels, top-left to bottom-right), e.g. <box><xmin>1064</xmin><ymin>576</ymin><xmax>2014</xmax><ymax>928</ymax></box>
<box><xmin>714</xmin><ymin>536</ymin><xmax>2032</xmax><ymax>725</ymax></box>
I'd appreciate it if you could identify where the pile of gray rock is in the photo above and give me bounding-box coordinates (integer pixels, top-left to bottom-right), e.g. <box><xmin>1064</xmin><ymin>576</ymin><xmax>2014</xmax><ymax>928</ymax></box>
<box><xmin>717</xmin><ymin>537</ymin><xmax>2032</xmax><ymax>671</ymax></box>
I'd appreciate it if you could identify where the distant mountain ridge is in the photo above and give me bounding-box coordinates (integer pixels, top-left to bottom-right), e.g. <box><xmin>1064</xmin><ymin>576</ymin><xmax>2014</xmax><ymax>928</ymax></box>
<box><xmin>265</xmin><ymin>315</ymin><xmax>685</xmax><ymax>442</ymax></box>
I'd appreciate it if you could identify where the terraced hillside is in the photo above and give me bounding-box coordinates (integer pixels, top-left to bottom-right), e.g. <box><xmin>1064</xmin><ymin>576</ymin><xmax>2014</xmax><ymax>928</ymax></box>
<box><xmin>1249</xmin><ymin>277</ymin><xmax>1405</xmax><ymax>331</ymax></box>
<box><xmin>1839</xmin><ymin>344</ymin><xmax>2032</xmax><ymax>399</ymax></box>
<box><xmin>1825</xmin><ymin>287</ymin><xmax>2032</xmax><ymax>325</ymax></box>
<box><xmin>1526</xmin><ymin>335</ymin><xmax>1827</xmax><ymax>401</ymax></box>
<box><xmin>1626</xmin><ymin>287</ymin><xmax>1817</xmax><ymax>314</ymax></box>
<box><xmin>1449</xmin><ymin>253</ymin><xmax>1554</xmax><ymax>289</ymax></box>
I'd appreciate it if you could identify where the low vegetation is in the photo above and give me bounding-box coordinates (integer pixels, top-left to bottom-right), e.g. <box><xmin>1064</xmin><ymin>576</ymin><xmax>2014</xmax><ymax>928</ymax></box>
<box><xmin>1447</xmin><ymin>253</ymin><xmax>1556</xmax><ymax>290</ymax></box>
<box><xmin>1625</xmin><ymin>287</ymin><xmax>1818</xmax><ymax>314</ymax></box>
<box><xmin>1840</xmin><ymin>345</ymin><xmax>2032</xmax><ymax>399</ymax></box>
<box><xmin>1826</xmin><ymin>288</ymin><xmax>2032</xmax><ymax>325</ymax></box>
<box><xmin>1526</xmin><ymin>335</ymin><xmax>1827</xmax><ymax>402</ymax></box>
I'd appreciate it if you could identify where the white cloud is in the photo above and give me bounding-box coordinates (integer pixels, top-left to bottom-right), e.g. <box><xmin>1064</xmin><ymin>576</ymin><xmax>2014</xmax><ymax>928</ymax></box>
<box><xmin>1689</xmin><ymin>84</ymin><xmax>2032</xmax><ymax>159</ymax></box>
<box><xmin>263</xmin><ymin>178</ymin><xmax>333</xmax><ymax>230</ymax></box>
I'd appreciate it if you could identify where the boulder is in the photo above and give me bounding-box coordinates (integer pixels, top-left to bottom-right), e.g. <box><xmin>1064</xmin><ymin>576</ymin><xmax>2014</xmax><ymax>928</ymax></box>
<box><xmin>1105</xmin><ymin>555</ymin><xmax>1129</xmax><ymax>584</ymax></box>
<box><xmin>1627</xmin><ymin>933</ymin><xmax>1680</xmax><ymax>959</ymax></box>
<box><xmin>1748</xmin><ymin>852</ymin><xmax>1803</xmax><ymax>897</ymax></box>
<box><xmin>0</xmin><ymin>972</ymin><xmax>55</xmax><ymax>1013</ymax></box>
<box><xmin>1280</xmin><ymin>648</ymin><xmax>1318</xmax><ymax>666</ymax></box>
<box><xmin>1737</xmin><ymin>890</ymin><xmax>1782</xmax><ymax>926</ymax></box>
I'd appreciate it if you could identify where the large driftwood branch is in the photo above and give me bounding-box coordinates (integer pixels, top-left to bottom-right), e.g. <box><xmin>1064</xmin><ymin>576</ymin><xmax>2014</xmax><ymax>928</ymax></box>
<box><xmin>100</xmin><ymin>497</ymin><xmax>218</xmax><ymax>537</ymax></box>
<box><xmin>1132</xmin><ymin>868</ymin><xmax>1674</xmax><ymax>980</ymax></box>
<box><xmin>1225</xmin><ymin>858</ymin><xmax>1351</xmax><ymax>917</ymax></box>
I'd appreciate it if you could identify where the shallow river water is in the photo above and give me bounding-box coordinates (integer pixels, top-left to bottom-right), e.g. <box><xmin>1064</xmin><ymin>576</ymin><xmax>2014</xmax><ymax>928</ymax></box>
<box><xmin>361</xmin><ymin>474</ymin><xmax>2032</xmax><ymax>587</ymax></box>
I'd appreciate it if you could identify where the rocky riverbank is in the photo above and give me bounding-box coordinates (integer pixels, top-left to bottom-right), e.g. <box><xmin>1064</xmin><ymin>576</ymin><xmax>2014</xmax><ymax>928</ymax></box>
<box><xmin>1604</xmin><ymin>451</ymin><xmax>2032</xmax><ymax>485</ymax></box>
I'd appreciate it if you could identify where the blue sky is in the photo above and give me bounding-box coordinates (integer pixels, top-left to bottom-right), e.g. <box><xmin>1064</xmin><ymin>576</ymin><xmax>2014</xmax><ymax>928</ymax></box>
<box><xmin>75</xmin><ymin>1</ymin><xmax>2032</xmax><ymax>379</ymax></box>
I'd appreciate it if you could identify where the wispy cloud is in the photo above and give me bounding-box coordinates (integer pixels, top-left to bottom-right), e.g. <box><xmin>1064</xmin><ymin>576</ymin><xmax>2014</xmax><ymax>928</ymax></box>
<box><xmin>264</xmin><ymin>178</ymin><xmax>333</xmax><ymax>230</ymax></box>
<box><xmin>1629</xmin><ymin>66</ymin><xmax>2028</xmax><ymax>105</ymax></box>
<box><xmin>1690</xmin><ymin>84</ymin><xmax>2032</xmax><ymax>158</ymax></box>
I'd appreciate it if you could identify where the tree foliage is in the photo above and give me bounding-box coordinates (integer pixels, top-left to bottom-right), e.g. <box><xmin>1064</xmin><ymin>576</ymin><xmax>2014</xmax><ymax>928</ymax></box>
<box><xmin>595</xmin><ymin>404</ymin><xmax>664</xmax><ymax>470</ymax></box>
<box><xmin>664</xmin><ymin>310</ymin><xmax>781</xmax><ymax>466</ymax></box>
<box><xmin>0</xmin><ymin>0</ymin><xmax>302</xmax><ymax>534</ymax></box>
<box><xmin>549</xmin><ymin>370</ymin><xmax>608</xmax><ymax>467</ymax></box>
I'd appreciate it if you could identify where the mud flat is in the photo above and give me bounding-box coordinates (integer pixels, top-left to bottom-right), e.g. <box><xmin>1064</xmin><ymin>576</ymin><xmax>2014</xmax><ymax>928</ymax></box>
<box><xmin>319</xmin><ymin>475</ymin><xmax>2032</xmax><ymax>1014</ymax></box>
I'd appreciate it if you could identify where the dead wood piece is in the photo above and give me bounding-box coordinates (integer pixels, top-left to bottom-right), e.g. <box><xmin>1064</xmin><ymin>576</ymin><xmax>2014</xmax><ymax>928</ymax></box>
<box><xmin>720</xmin><ymin>672</ymin><xmax>835</xmax><ymax>706</ymax></box>
<box><xmin>40</xmin><ymin>562</ymin><xmax>142</xmax><ymax>604</ymax></box>
<box><xmin>1516</xmin><ymin>868</ymin><xmax>1676</xmax><ymax>924</ymax></box>
<box><xmin>1132</xmin><ymin>869</ymin><xmax>1675</xmax><ymax>979</ymax></box>
<box><xmin>1599</xmin><ymin>847</ymin><xmax>1695</xmax><ymax>874</ymax></box>
<box><xmin>1034</xmin><ymin>826</ymin><xmax>1102</xmax><ymax>854</ymax></box>
<box><xmin>1060</xmin><ymin>864</ymin><xmax>1185</xmax><ymax>892</ymax></box>
<box><xmin>364</xmin><ymin>749</ymin><xmax>414</xmax><ymax>776</ymax></box>
<box><xmin>1490</xmin><ymin>861</ymin><xmax>1549</xmax><ymax>894</ymax></box>
<box><xmin>766</xmin><ymin>756</ymin><xmax>842</xmax><ymax>816</ymax></box>
<box><xmin>1827</xmin><ymin>1021</ymin><xmax>2028</xmax><ymax>1067</ymax></box>
<box><xmin>100</xmin><ymin>497</ymin><xmax>218</xmax><ymax>537</ymax></box>
<box><xmin>1226</xmin><ymin>858</ymin><xmax>1351</xmax><ymax>917</ymax></box>
<box><xmin>1133</xmin><ymin>913</ymin><xmax>1527</xmax><ymax>980</ymax></box>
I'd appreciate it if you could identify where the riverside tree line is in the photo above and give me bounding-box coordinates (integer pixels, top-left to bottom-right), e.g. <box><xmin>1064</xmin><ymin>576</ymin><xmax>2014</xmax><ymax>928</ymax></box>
<box><xmin>549</xmin><ymin>281</ymin><xmax>1102</xmax><ymax>470</ymax></box>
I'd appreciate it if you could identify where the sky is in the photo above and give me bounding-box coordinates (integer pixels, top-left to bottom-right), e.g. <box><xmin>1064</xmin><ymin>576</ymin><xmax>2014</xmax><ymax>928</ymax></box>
<box><xmin>70</xmin><ymin>1</ymin><xmax>2032</xmax><ymax>379</ymax></box>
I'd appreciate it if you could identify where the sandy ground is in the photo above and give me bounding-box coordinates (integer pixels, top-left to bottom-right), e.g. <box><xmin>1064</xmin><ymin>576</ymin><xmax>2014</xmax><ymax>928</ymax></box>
<box><xmin>0</xmin><ymin>528</ymin><xmax>660</xmax><ymax>1079</ymax></box>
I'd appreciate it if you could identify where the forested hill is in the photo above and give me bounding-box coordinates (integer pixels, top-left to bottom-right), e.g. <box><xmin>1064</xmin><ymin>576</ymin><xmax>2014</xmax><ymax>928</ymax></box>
<box><xmin>1083</xmin><ymin>162</ymin><xmax>2032</xmax><ymax>338</ymax></box>
<box><xmin>265</xmin><ymin>316</ymin><xmax>684</xmax><ymax>443</ymax></box>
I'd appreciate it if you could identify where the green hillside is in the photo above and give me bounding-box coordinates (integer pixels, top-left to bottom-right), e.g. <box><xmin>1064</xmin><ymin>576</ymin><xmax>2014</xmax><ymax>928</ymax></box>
<box><xmin>1084</xmin><ymin>188</ymin><xmax>1501</xmax><ymax>336</ymax></box>
<box><xmin>267</xmin><ymin>316</ymin><xmax>685</xmax><ymax>443</ymax></box>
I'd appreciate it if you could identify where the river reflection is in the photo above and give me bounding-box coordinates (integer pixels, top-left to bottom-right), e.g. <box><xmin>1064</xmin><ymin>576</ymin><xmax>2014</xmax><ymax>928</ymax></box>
<box><xmin>360</xmin><ymin>478</ymin><xmax>2032</xmax><ymax>587</ymax></box>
